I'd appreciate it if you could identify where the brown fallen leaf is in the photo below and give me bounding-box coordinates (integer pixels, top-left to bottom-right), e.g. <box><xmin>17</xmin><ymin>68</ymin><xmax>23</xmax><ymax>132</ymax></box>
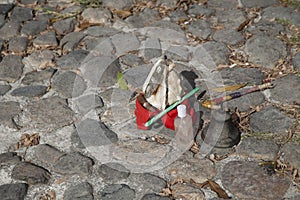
<box><xmin>111</xmin><ymin>9</ymin><xmax>132</xmax><ymax>19</ymax></box>
<box><xmin>211</xmin><ymin>83</ymin><xmax>248</xmax><ymax>93</ymax></box>
<box><xmin>207</xmin><ymin>179</ymin><xmax>230</xmax><ymax>199</ymax></box>
<box><xmin>237</xmin><ymin>18</ymin><xmax>251</xmax><ymax>31</ymax></box>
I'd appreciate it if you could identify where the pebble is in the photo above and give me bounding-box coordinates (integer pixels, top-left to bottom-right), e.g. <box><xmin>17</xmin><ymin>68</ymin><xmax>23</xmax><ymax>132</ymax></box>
<box><xmin>51</xmin><ymin>71</ymin><xmax>87</xmax><ymax>98</ymax></box>
<box><xmin>11</xmin><ymin>85</ymin><xmax>48</xmax><ymax>97</ymax></box>
<box><xmin>249</xmin><ymin>106</ymin><xmax>295</xmax><ymax>134</ymax></box>
<box><xmin>33</xmin><ymin>31</ymin><xmax>58</xmax><ymax>47</ymax></box>
<box><xmin>97</xmin><ymin>163</ymin><xmax>130</xmax><ymax>182</ymax></box>
<box><xmin>0</xmin><ymin>55</ymin><xmax>24</xmax><ymax>83</ymax></box>
<box><xmin>23</xmin><ymin>49</ymin><xmax>54</xmax><ymax>69</ymax></box>
<box><xmin>281</xmin><ymin>143</ymin><xmax>300</xmax><ymax>170</ymax></box>
<box><xmin>0</xmin><ymin>20</ymin><xmax>21</xmax><ymax>40</ymax></box>
<box><xmin>8</xmin><ymin>36</ymin><xmax>28</xmax><ymax>53</ymax></box>
<box><xmin>141</xmin><ymin>193</ymin><xmax>172</xmax><ymax>200</ymax></box>
<box><xmin>21</xmin><ymin>19</ymin><xmax>48</xmax><ymax>36</ymax></box>
<box><xmin>0</xmin><ymin>101</ymin><xmax>21</xmax><ymax>128</ymax></box>
<box><xmin>53</xmin><ymin>152</ymin><xmax>94</xmax><ymax>175</ymax></box>
<box><xmin>236</xmin><ymin>137</ymin><xmax>280</xmax><ymax>160</ymax></box>
<box><xmin>221</xmin><ymin>161</ymin><xmax>290</xmax><ymax>199</ymax></box>
<box><xmin>81</xmin><ymin>8</ymin><xmax>112</xmax><ymax>25</ymax></box>
<box><xmin>53</xmin><ymin>17</ymin><xmax>76</xmax><ymax>35</ymax></box>
<box><xmin>60</xmin><ymin>31</ymin><xmax>86</xmax><ymax>51</ymax></box>
<box><xmin>293</xmin><ymin>52</ymin><xmax>300</xmax><ymax>69</ymax></box>
<box><xmin>241</xmin><ymin>0</ymin><xmax>280</xmax><ymax>8</ymax></box>
<box><xmin>0</xmin><ymin>152</ymin><xmax>21</xmax><ymax>166</ymax></box>
<box><xmin>11</xmin><ymin>162</ymin><xmax>51</xmax><ymax>184</ymax></box>
<box><xmin>0</xmin><ymin>183</ymin><xmax>28</xmax><ymax>200</ymax></box>
<box><xmin>100</xmin><ymin>184</ymin><xmax>136</xmax><ymax>200</ymax></box>
<box><xmin>187</xmin><ymin>19</ymin><xmax>212</xmax><ymax>40</ymax></box>
<box><xmin>220</xmin><ymin>67</ymin><xmax>264</xmax><ymax>85</ymax></box>
<box><xmin>213</xmin><ymin>29</ymin><xmax>244</xmax><ymax>45</ymax></box>
<box><xmin>111</xmin><ymin>32</ymin><xmax>140</xmax><ymax>56</ymax></box>
<box><xmin>11</xmin><ymin>6</ymin><xmax>33</xmax><ymax>22</ymax></box>
<box><xmin>34</xmin><ymin>144</ymin><xmax>65</xmax><ymax>167</ymax></box>
<box><xmin>0</xmin><ymin>84</ymin><xmax>11</xmax><ymax>95</ymax></box>
<box><xmin>244</xmin><ymin>35</ymin><xmax>287</xmax><ymax>68</ymax></box>
<box><xmin>22</xmin><ymin>68</ymin><xmax>56</xmax><ymax>85</ymax></box>
<box><xmin>269</xmin><ymin>74</ymin><xmax>300</xmax><ymax>104</ymax></box>
<box><xmin>63</xmin><ymin>182</ymin><xmax>94</xmax><ymax>200</ymax></box>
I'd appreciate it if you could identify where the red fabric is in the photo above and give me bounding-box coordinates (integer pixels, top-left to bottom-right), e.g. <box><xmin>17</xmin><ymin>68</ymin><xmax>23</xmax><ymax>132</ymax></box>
<box><xmin>135</xmin><ymin>98</ymin><xmax>196</xmax><ymax>130</ymax></box>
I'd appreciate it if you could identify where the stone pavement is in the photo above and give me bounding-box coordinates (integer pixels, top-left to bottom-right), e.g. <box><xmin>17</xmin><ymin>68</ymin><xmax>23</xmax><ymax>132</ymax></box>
<box><xmin>0</xmin><ymin>0</ymin><xmax>300</xmax><ymax>199</ymax></box>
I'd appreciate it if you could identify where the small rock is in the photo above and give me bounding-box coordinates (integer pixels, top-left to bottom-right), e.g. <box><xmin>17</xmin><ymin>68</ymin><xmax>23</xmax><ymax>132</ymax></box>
<box><xmin>0</xmin><ymin>84</ymin><xmax>11</xmax><ymax>95</ymax></box>
<box><xmin>0</xmin><ymin>101</ymin><xmax>21</xmax><ymax>128</ymax></box>
<box><xmin>126</xmin><ymin>8</ymin><xmax>160</xmax><ymax>28</ymax></box>
<box><xmin>221</xmin><ymin>161</ymin><xmax>290</xmax><ymax>199</ymax></box>
<box><xmin>33</xmin><ymin>31</ymin><xmax>58</xmax><ymax>47</ymax></box>
<box><xmin>85</xmin><ymin>26</ymin><xmax>119</xmax><ymax>37</ymax></box>
<box><xmin>23</xmin><ymin>49</ymin><xmax>54</xmax><ymax>70</ymax></box>
<box><xmin>250</xmin><ymin>106</ymin><xmax>294</xmax><ymax>134</ymax></box>
<box><xmin>129</xmin><ymin>173</ymin><xmax>166</xmax><ymax>194</ymax></box>
<box><xmin>293</xmin><ymin>52</ymin><xmax>300</xmax><ymax>69</ymax></box>
<box><xmin>281</xmin><ymin>143</ymin><xmax>300</xmax><ymax>170</ymax></box>
<box><xmin>187</xmin><ymin>19</ymin><xmax>212</xmax><ymax>40</ymax></box>
<box><xmin>0</xmin><ymin>152</ymin><xmax>21</xmax><ymax>166</ymax></box>
<box><xmin>269</xmin><ymin>74</ymin><xmax>300</xmax><ymax>104</ymax></box>
<box><xmin>188</xmin><ymin>4</ymin><xmax>215</xmax><ymax>17</ymax></box>
<box><xmin>213</xmin><ymin>29</ymin><xmax>244</xmax><ymax>45</ymax></box>
<box><xmin>53</xmin><ymin>152</ymin><xmax>94</xmax><ymax>175</ymax></box>
<box><xmin>21</xmin><ymin>19</ymin><xmax>48</xmax><ymax>36</ymax></box>
<box><xmin>60</xmin><ymin>31</ymin><xmax>85</xmax><ymax>51</ymax></box>
<box><xmin>111</xmin><ymin>32</ymin><xmax>140</xmax><ymax>56</ymax></box>
<box><xmin>53</xmin><ymin>17</ymin><xmax>76</xmax><ymax>35</ymax></box>
<box><xmin>101</xmin><ymin>0</ymin><xmax>133</xmax><ymax>10</ymax></box>
<box><xmin>241</xmin><ymin>0</ymin><xmax>280</xmax><ymax>8</ymax></box>
<box><xmin>97</xmin><ymin>163</ymin><xmax>130</xmax><ymax>182</ymax></box>
<box><xmin>100</xmin><ymin>184</ymin><xmax>135</xmax><ymax>200</ymax></box>
<box><xmin>12</xmin><ymin>162</ymin><xmax>51</xmax><ymax>184</ymax></box>
<box><xmin>0</xmin><ymin>183</ymin><xmax>28</xmax><ymax>200</ymax></box>
<box><xmin>165</xmin><ymin>45</ymin><xmax>190</xmax><ymax>62</ymax></box>
<box><xmin>143</xmin><ymin>38</ymin><xmax>162</xmax><ymax>60</ymax></box>
<box><xmin>56</xmin><ymin>50</ymin><xmax>89</xmax><ymax>70</ymax></box>
<box><xmin>63</xmin><ymin>182</ymin><xmax>94</xmax><ymax>200</ymax></box>
<box><xmin>11</xmin><ymin>6</ymin><xmax>33</xmax><ymax>22</ymax></box>
<box><xmin>51</xmin><ymin>71</ymin><xmax>87</xmax><ymax>98</ymax></box>
<box><xmin>34</xmin><ymin>144</ymin><xmax>65</xmax><ymax>167</ymax></box>
<box><xmin>244</xmin><ymin>35</ymin><xmax>287</xmax><ymax>68</ymax></box>
<box><xmin>0</xmin><ymin>20</ymin><xmax>21</xmax><ymax>40</ymax></box>
<box><xmin>73</xmin><ymin>93</ymin><xmax>104</xmax><ymax>114</ymax></box>
<box><xmin>236</xmin><ymin>137</ymin><xmax>280</xmax><ymax>160</ymax></box>
<box><xmin>141</xmin><ymin>193</ymin><xmax>172</xmax><ymax>200</ymax></box>
<box><xmin>8</xmin><ymin>36</ymin><xmax>28</xmax><ymax>53</ymax></box>
<box><xmin>0</xmin><ymin>55</ymin><xmax>24</xmax><ymax>82</ymax></box>
<box><xmin>22</xmin><ymin>68</ymin><xmax>56</xmax><ymax>85</ymax></box>
<box><xmin>11</xmin><ymin>85</ymin><xmax>48</xmax><ymax>97</ymax></box>
<box><xmin>220</xmin><ymin>67</ymin><xmax>264</xmax><ymax>85</ymax></box>
<box><xmin>171</xmin><ymin>183</ymin><xmax>205</xmax><ymax>200</ymax></box>
<box><xmin>81</xmin><ymin>7</ymin><xmax>111</xmax><ymax>24</ymax></box>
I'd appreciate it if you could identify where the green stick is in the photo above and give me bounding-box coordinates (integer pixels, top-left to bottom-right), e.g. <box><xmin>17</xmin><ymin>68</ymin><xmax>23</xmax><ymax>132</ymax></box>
<box><xmin>144</xmin><ymin>87</ymin><xmax>200</xmax><ymax>127</ymax></box>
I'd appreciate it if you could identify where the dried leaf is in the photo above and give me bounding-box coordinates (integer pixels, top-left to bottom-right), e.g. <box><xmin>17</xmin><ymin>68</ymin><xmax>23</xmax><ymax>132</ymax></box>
<box><xmin>212</xmin><ymin>83</ymin><xmax>247</xmax><ymax>93</ymax></box>
<box><xmin>190</xmin><ymin>179</ymin><xmax>209</xmax><ymax>188</ymax></box>
<box><xmin>237</xmin><ymin>18</ymin><xmax>251</xmax><ymax>31</ymax></box>
<box><xmin>50</xmin><ymin>190</ymin><xmax>56</xmax><ymax>200</ymax></box>
<box><xmin>117</xmin><ymin>71</ymin><xmax>128</xmax><ymax>90</ymax></box>
<box><xmin>207</xmin><ymin>179</ymin><xmax>230</xmax><ymax>199</ymax></box>
<box><xmin>78</xmin><ymin>21</ymin><xmax>104</xmax><ymax>30</ymax></box>
<box><xmin>112</xmin><ymin>9</ymin><xmax>132</xmax><ymax>19</ymax></box>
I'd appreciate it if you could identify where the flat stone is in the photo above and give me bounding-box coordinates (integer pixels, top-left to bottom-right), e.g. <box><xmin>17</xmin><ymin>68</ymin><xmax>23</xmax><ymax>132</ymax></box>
<box><xmin>63</xmin><ymin>182</ymin><xmax>94</xmax><ymax>200</ymax></box>
<box><xmin>34</xmin><ymin>144</ymin><xmax>65</xmax><ymax>167</ymax></box>
<box><xmin>143</xmin><ymin>27</ymin><xmax>187</xmax><ymax>45</ymax></box>
<box><xmin>0</xmin><ymin>101</ymin><xmax>21</xmax><ymax>128</ymax></box>
<box><xmin>97</xmin><ymin>163</ymin><xmax>130</xmax><ymax>182</ymax></box>
<box><xmin>141</xmin><ymin>194</ymin><xmax>172</xmax><ymax>200</ymax></box>
<box><xmin>0</xmin><ymin>183</ymin><xmax>28</xmax><ymax>200</ymax></box>
<box><xmin>0</xmin><ymin>55</ymin><xmax>23</xmax><ymax>82</ymax></box>
<box><xmin>207</xmin><ymin>0</ymin><xmax>239</xmax><ymax>10</ymax></box>
<box><xmin>0</xmin><ymin>4</ymin><xmax>13</xmax><ymax>15</ymax></box>
<box><xmin>21</xmin><ymin>19</ymin><xmax>48</xmax><ymax>36</ymax></box>
<box><xmin>126</xmin><ymin>8</ymin><xmax>160</xmax><ymax>28</ymax></box>
<box><xmin>23</xmin><ymin>49</ymin><xmax>54</xmax><ymax>70</ymax></box>
<box><xmin>171</xmin><ymin>183</ymin><xmax>205</xmax><ymax>200</ymax></box>
<box><xmin>165</xmin><ymin>45</ymin><xmax>190</xmax><ymax>62</ymax></box>
<box><xmin>281</xmin><ymin>143</ymin><xmax>300</xmax><ymax>170</ymax></box>
<box><xmin>143</xmin><ymin>38</ymin><xmax>162</xmax><ymax>60</ymax></box>
<box><xmin>151</xmin><ymin>20</ymin><xmax>183</xmax><ymax>32</ymax></box>
<box><xmin>215</xmin><ymin>9</ymin><xmax>246</xmax><ymax>29</ymax></box>
<box><xmin>246</xmin><ymin>21</ymin><xmax>285</xmax><ymax>36</ymax></box>
<box><xmin>111</xmin><ymin>32</ymin><xmax>140</xmax><ymax>56</ymax></box>
<box><xmin>168</xmin><ymin>9</ymin><xmax>188</xmax><ymax>22</ymax></box>
<box><xmin>75</xmin><ymin>118</ymin><xmax>118</xmax><ymax>147</ymax></box>
<box><xmin>226</xmin><ymin>91</ymin><xmax>265</xmax><ymax>112</ymax></box>
<box><xmin>0</xmin><ymin>84</ymin><xmax>11</xmax><ymax>95</ymax></box>
<box><xmin>53</xmin><ymin>17</ymin><xmax>76</xmax><ymax>35</ymax></box>
<box><xmin>100</xmin><ymin>184</ymin><xmax>135</xmax><ymax>200</ymax></box>
<box><xmin>51</xmin><ymin>71</ymin><xmax>87</xmax><ymax>98</ymax></box>
<box><xmin>236</xmin><ymin>137</ymin><xmax>280</xmax><ymax>160</ymax></box>
<box><xmin>85</xmin><ymin>37</ymin><xmax>115</xmax><ymax>55</ymax></box>
<box><xmin>221</xmin><ymin>161</ymin><xmax>290</xmax><ymax>199</ymax></box>
<box><xmin>57</xmin><ymin>50</ymin><xmax>89</xmax><ymax>70</ymax></box>
<box><xmin>263</xmin><ymin>6</ymin><xmax>300</xmax><ymax>27</ymax></box>
<box><xmin>164</xmin><ymin>155</ymin><xmax>217</xmax><ymax>183</ymax></box>
<box><xmin>0</xmin><ymin>20</ymin><xmax>21</xmax><ymax>40</ymax></box>
<box><xmin>12</xmin><ymin>162</ymin><xmax>51</xmax><ymax>184</ymax></box>
<box><xmin>187</xmin><ymin>19</ymin><xmax>212</xmax><ymax>40</ymax></box>
<box><xmin>244</xmin><ymin>35</ymin><xmax>287</xmax><ymax>68</ymax></box>
<box><xmin>101</xmin><ymin>0</ymin><xmax>133</xmax><ymax>10</ymax></box>
<box><xmin>0</xmin><ymin>152</ymin><xmax>21</xmax><ymax>166</ymax></box>
<box><xmin>120</xmin><ymin>53</ymin><xmax>144</xmax><ymax>67</ymax></box>
<box><xmin>81</xmin><ymin>7</ymin><xmax>111</xmax><ymax>25</ymax></box>
<box><xmin>213</xmin><ymin>29</ymin><xmax>244</xmax><ymax>45</ymax></box>
<box><xmin>269</xmin><ymin>74</ymin><xmax>300</xmax><ymax>104</ymax></box>
<box><xmin>25</xmin><ymin>96</ymin><xmax>74</xmax><ymax>131</ymax></box>
<box><xmin>60</xmin><ymin>31</ymin><xmax>85</xmax><ymax>51</ymax></box>
<box><xmin>53</xmin><ymin>152</ymin><xmax>94</xmax><ymax>175</ymax></box>
<box><xmin>250</xmin><ymin>106</ymin><xmax>294</xmax><ymax>134</ymax></box>
<box><xmin>22</xmin><ymin>68</ymin><xmax>56</xmax><ymax>85</ymax></box>
<box><xmin>241</xmin><ymin>0</ymin><xmax>280</xmax><ymax>8</ymax></box>
<box><xmin>11</xmin><ymin>6</ymin><xmax>33</xmax><ymax>22</ymax></box>
<box><xmin>8</xmin><ymin>36</ymin><xmax>28</xmax><ymax>52</ymax></box>
<box><xmin>123</xmin><ymin>64</ymin><xmax>151</xmax><ymax>88</ymax></box>
<box><xmin>220</xmin><ymin>67</ymin><xmax>264</xmax><ymax>85</ymax></box>
<box><xmin>85</xmin><ymin>26</ymin><xmax>119</xmax><ymax>37</ymax></box>
<box><xmin>293</xmin><ymin>52</ymin><xmax>300</xmax><ymax>69</ymax></box>
<box><xmin>128</xmin><ymin>173</ymin><xmax>166</xmax><ymax>194</ymax></box>
<box><xmin>11</xmin><ymin>85</ymin><xmax>48</xmax><ymax>97</ymax></box>
<box><xmin>188</xmin><ymin>4</ymin><xmax>215</xmax><ymax>17</ymax></box>
<box><xmin>33</xmin><ymin>31</ymin><xmax>58</xmax><ymax>47</ymax></box>
<box><xmin>74</xmin><ymin>93</ymin><xmax>104</xmax><ymax>114</ymax></box>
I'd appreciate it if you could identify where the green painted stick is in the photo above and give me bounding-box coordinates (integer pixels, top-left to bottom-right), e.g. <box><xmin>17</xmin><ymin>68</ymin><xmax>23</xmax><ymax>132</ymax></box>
<box><xmin>144</xmin><ymin>87</ymin><xmax>200</xmax><ymax>127</ymax></box>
